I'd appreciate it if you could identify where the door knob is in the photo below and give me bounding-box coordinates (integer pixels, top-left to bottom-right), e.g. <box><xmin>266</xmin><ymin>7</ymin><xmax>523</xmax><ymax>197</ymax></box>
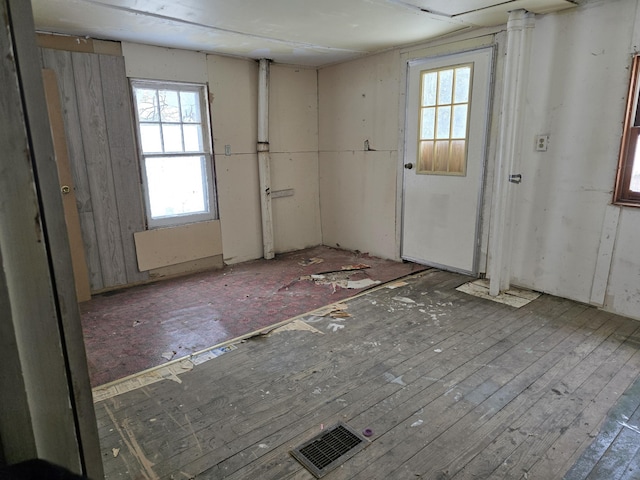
<box><xmin>61</xmin><ymin>185</ymin><xmax>70</xmax><ymax>194</ymax></box>
<box><xmin>404</xmin><ymin>163</ymin><xmax>414</xmax><ymax>170</ymax></box>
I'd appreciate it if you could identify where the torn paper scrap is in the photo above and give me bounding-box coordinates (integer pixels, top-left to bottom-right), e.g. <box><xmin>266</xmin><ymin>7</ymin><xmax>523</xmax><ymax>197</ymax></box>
<box><xmin>340</xmin><ymin>263</ymin><xmax>370</xmax><ymax>271</ymax></box>
<box><xmin>346</xmin><ymin>279</ymin><xmax>380</xmax><ymax>289</ymax></box>
<box><xmin>270</xmin><ymin>319</ymin><xmax>324</xmax><ymax>335</ymax></box>
<box><xmin>311</xmin><ymin>303</ymin><xmax>349</xmax><ymax>317</ymax></box>
<box><xmin>299</xmin><ymin>257</ymin><xmax>324</xmax><ymax>266</ymax></box>
<box><xmin>161</xmin><ymin>351</ymin><xmax>176</xmax><ymax>361</ymax></box>
<box><xmin>392</xmin><ymin>296</ymin><xmax>415</xmax><ymax>304</ymax></box>
<box><xmin>191</xmin><ymin>345</ymin><xmax>238</xmax><ymax>365</ymax></box>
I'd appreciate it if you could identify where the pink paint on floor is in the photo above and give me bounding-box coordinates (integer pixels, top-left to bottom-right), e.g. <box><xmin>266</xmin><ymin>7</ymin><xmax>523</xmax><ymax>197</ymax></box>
<box><xmin>80</xmin><ymin>246</ymin><xmax>426</xmax><ymax>386</ymax></box>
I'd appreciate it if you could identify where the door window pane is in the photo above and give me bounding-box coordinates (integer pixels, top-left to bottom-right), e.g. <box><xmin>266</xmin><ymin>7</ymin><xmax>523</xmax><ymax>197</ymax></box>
<box><xmin>436</xmin><ymin>106</ymin><xmax>451</xmax><ymax>139</ymax></box>
<box><xmin>417</xmin><ymin>63</ymin><xmax>473</xmax><ymax>176</ymax></box>
<box><xmin>438</xmin><ymin>69</ymin><xmax>453</xmax><ymax>104</ymax></box>
<box><xmin>452</xmin><ymin>105</ymin><xmax>468</xmax><ymax>139</ymax></box>
<box><xmin>422</xmin><ymin>72</ymin><xmax>437</xmax><ymax>107</ymax></box>
<box><xmin>421</xmin><ymin>107</ymin><xmax>435</xmax><ymax>140</ymax></box>
<box><xmin>454</xmin><ymin>67</ymin><xmax>471</xmax><ymax>103</ymax></box>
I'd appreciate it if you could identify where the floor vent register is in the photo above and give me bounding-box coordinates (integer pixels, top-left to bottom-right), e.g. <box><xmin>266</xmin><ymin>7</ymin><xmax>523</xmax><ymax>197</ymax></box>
<box><xmin>290</xmin><ymin>422</ymin><xmax>369</xmax><ymax>478</ymax></box>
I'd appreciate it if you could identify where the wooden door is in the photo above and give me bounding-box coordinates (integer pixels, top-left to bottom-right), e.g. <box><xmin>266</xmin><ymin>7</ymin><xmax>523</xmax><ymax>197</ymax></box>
<box><xmin>42</xmin><ymin>68</ymin><xmax>92</xmax><ymax>302</ymax></box>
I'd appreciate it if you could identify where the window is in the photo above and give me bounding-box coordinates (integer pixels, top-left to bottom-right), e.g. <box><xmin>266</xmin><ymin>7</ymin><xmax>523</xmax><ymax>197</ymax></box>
<box><xmin>131</xmin><ymin>80</ymin><xmax>217</xmax><ymax>228</ymax></box>
<box><xmin>615</xmin><ymin>54</ymin><xmax>640</xmax><ymax>206</ymax></box>
<box><xmin>417</xmin><ymin>64</ymin><xmax>472</xmax><ymax>175</ymax></box>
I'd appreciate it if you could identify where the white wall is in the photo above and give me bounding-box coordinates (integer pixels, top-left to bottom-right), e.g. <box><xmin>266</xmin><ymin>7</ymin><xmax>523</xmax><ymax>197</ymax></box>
<box><xmin>122</xmin><ymin>44</ymin><xmax>323</xmax><ymax>266</ymax></box>
<box><xmin>123</xmin><ymin>2</ymin><xmax>640</xmax><ymax>321</ymax></box>
<box><xmin>269</xmin><ymin>65</ymin><xmax>322</xmax><ymax>253</ymax></box>
<box><xmin>207</xmin><ymin>54</ymin><xmax>263</xmax><ymax>264</ymax></box>
<box><xmin>600</xmin><ymin>0</ymin><xmax>640</xmax><ymax>320</ymax></box>
<box><xmin>318</xmin><ymin>50</ymin><xmax>401</xmax><ymax>259</ymax></box>
<box><xmin>509</xmin><ymin>0</ymin><xmax>640</xmax><ymax>319</ymax></box>
<box><xmin>318</xmin><ymin>1</ymin><xmax>640</xmax><ymax>320</ymax></box>
<box><xmin>607</xmin><ymin>208</ymin><xmax>640</xmax><ymax>319</ymax></box>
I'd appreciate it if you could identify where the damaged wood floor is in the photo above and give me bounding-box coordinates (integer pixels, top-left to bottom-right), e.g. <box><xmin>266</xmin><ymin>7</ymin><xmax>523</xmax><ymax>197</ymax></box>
<box><xmin>95</xmin><ymin>269</ymin><xmax>640</xmax><ymax>479</ymax></box>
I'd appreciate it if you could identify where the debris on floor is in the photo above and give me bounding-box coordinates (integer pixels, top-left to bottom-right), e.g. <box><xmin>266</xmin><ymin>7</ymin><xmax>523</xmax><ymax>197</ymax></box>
<box><xmin>329</xmin><ymin>309</ymin><xmax>351</xmax><ymax>319</ymax></box>
<box><xmin>92</xmin><ymin>359</ymin><xmax>194</xmax><ymax>403</ymax></box>
<box><xmin>309</xmin><ymin>303</ymin><xmax>349</xmax><ymax>317</ymax></box>
<box><xmin>269</xmin><ymin>319</ymin><xmax>324</xmax><ymax>335</ymax></box>
<box><xmin>300</xmin><ymin>270</ymin><xmax>380</xmax><ymax>292</ymax></box>
<box><xmin>346</xmin><ymin>278</ymin><xmax>380</xmax><ymax>289</ymax></box>
<box><xmin>386</xmin><ymin>280</ymin><xmax>408</xmax><ymax>289</ymax></box>
<box><xmin>190</xmin><ymin>345</ymin><xmax>237</xmax><ymax>365</ymax></box>
<box><xmin>242</xmin><ymin>319</ymin><xmax>324</xmax><ymax>341</ymax></box>
<box><xmin>456</xmin><ymin>278</ymin><xmax>541</xmax><ymax>308</ymax></box>
<box><xmin>298</xmin><ymin>257</ymin><xmax>324</xmax><ymax>266</ymax></box>
<box><xmin>161</xmin><ymin>351</ymin><xmax>176</xmax><ymax>361</ymax></box>
<box><xmin>340</xmin><ymin>263</ymin><xmax>370</xmax><ymax>271</ymax></box>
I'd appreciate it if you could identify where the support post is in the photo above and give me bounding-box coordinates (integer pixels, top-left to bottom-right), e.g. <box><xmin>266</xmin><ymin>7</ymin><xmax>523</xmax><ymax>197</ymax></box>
<box><xmin>488</xmin><ymin>9</ymin><xmax>535</xmax><ymax>296</ymax></box>
<box><xmin>258</xmin><ymin>58</ymin><xmax>274</xmax><ymax>260</ymax></box>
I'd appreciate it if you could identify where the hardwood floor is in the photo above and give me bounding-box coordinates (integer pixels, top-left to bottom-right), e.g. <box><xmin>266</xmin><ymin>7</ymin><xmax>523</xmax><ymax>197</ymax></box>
<box><xmin>95</xmin><ymin>269</ymin><xmax>640</xmax><ymax>479</ymax></box>
<box><xmin>81</xmin><ymin>245</ymin><xmax>425</xmax><ymax>386</ymax></box>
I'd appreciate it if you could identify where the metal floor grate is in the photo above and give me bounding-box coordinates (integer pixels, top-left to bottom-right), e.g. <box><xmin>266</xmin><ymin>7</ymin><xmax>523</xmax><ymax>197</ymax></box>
<box><xmin>290</xmin><ymin>422</ymin><xmax>368</xmax><ymax>478</ymax></box>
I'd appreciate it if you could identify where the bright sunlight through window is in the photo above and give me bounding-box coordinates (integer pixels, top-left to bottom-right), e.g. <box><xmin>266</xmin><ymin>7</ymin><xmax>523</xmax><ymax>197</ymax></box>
<box><xmin>131</xmin><ymin>80</ymin><xmax>217</xmax><ymax>228</ymax></box>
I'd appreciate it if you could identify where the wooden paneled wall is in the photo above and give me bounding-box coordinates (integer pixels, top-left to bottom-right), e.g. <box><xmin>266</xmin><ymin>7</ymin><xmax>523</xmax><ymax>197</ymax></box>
<box><xmin>40</xmin><ymin>48</ymin><xmax>148</xmax><ymax>291</ymax></box>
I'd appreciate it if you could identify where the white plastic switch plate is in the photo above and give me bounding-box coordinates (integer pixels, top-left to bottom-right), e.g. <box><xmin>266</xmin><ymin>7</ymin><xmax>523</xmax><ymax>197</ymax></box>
<box><xmin>535</xmin><ymin>134</ymin><xmax>549</xmax><ymax>152</ymax></box>
<box><xmin>225</xmin><ymin>144</ymin><xmax>231</xmax><ymax>156</ymax></box>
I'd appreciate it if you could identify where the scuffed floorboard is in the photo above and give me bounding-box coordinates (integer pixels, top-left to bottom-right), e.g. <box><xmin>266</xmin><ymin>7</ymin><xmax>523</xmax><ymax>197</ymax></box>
<box><xmin>96</xmin><ymin>269</ymin><xmax>640</xmax><ymax>479</ymax></box>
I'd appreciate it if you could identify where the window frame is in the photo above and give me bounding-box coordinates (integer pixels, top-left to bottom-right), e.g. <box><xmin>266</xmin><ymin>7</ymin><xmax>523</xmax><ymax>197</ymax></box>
<box><xmin>615</xmin><ymin>54</ymin><xmax>640</xmax><ymax>206</ymax></box>
<box><xmin>130</xmin><ymin>79</ymin><xmax>217</xmax><ymax>228</ymax></box>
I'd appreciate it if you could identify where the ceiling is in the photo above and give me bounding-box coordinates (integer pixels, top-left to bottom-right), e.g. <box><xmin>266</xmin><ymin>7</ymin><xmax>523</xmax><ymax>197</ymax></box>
<box><xmin>31</xmin><ymin>0</ymin><xmax>576</xmax><ymax>67</ymax></box>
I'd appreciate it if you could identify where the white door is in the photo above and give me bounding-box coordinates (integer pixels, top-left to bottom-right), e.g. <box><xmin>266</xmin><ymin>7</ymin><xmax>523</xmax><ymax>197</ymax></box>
<box><xmin>401</xmin><ymin>48</ymin><xmax>493</xmax><ymax>275</ymax></box>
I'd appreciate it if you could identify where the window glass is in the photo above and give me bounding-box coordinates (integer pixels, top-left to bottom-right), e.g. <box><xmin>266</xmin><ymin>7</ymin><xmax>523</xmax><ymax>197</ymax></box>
<box><xmin>145</xmin><ymin>156</ymin><xmax>207</xmax><ymax>218</ymax></box>
<box><xmin>131</xmin><ymin>80</ymin><xmax>217</xmax><ymax>227</ymax></box>
<box><xmin>436</xmin><ymin>106</ymin><xmax>451</xmax><ymax>139</ymax></box>
<box><xmin>159</xmin><ymin>90</ymin><xmax>180</xmax><ymax>122</ymax></box>
<box><xmin>421</xmin><ymin>108</ymin><xmax>435</xmax><ymax>140</ymax></box>
<box><xmin>162</xmin><ymin>124</ymin><xmax>183</xmax><ymax>152</ymax></box>
<box><xmin>438</xmin><ymin>69</ymin><xmax>453</xmax><ymax>104</ymax></box>
<box><xmin>140</xmin><ymin>124</ymin><xmax>162</xmax><ymax>153</ymax></box>
<box><xmin>631</xmin><ymin>150</ymin><xmax>640</xmax><ymax>192</ymax></box>
<box><xmin>418</xmin><ymin>63</ymin><xmax>472</xmax><ymax>175</ymax></box>
<box><xmin>135</xmin><ymin>89</ymin><xmax>159</xmax><ymax>121</ymax></box>
<box><xmin>452</xmin><ymin>105</ymin><xmax>468</xmax><ymax>139</ymax></box>
<box><xmin>422</xmin><ymin>72</ymin><xmax>437</xmax><ymax>107</ymax></box>
<box><xmin>183</xmin><ymin>124</ymin><xmax>203</xmax><ymax>152</ymax></box>
<box><xmin>454</xmin><ymin>67</ymin><xmax>471</xmax><ymax>103</ymax></box>
<box><xmin>180</xmin><ymin>91</ymin><xmax>201</xmax><ymax>123</ymax></box>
